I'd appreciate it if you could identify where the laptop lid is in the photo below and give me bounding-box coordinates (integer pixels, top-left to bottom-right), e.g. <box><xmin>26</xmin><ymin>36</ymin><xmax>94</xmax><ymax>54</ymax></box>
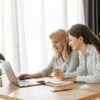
<box><xmin>2</xmin><ymin>61</ymin><xmax>19</xmax><ymax>86</ymax></box>
<box><xmin>2</xmin><ymin>61</ymin><xmax>42</xmax><ymax>87</ymax></box>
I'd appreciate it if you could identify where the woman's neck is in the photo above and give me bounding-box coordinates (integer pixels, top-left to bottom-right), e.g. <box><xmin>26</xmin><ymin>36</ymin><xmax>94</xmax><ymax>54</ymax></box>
<box><xmin>80</xmin><ymin>43</ymin><xmax>87</xmax><ymax>54</ymax></box>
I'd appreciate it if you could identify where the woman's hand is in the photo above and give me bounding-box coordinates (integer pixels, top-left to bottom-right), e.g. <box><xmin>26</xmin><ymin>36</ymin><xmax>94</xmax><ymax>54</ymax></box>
<box><xmin>53</xmin><ymin>68</ymin><xmax>77</xmax><ymax>82</ymax></box>
<box><xmin>18</xmin><ymin>74</ymin><xmax>32</xmax><ymax>80</ymax></box>
<box><xmin>53</xmin><ymin>68</ymin><xmax>64</xmax><ymax>81</ymax></box>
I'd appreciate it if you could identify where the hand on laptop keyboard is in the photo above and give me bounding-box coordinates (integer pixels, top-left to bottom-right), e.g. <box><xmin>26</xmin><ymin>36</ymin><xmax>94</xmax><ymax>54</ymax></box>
<box><xmin>18</xmin><ymin>74</ymin><xmax>32</xmax><ymax>80</ymax></box>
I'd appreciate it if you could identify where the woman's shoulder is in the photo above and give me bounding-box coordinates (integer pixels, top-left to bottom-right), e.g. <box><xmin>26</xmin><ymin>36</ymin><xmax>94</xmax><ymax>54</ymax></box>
<box><xmin>50</xmin><ymin>56</ymin><xmax>56</xmax><ymax>61</ymax></box>
<box><xmin>50</xmin><ymin>55</ymin><xmax>61</xmax><ymax>61</ymax></box>
<box><xmin>69</xmin><ymin>51</ymin><xmax>79</xmax><ymax>60</ymax></box>
<box><xmin>87</xmin><ymin>44</ymin><xmax>99</xmax><ymax>54</ymax></box>
<box><xmin>71</xmin><ymin>51</ymin><xmax>79</xmax><ymax>57</ymax></box>
<box><xmin>87</xmin><ymin>44</ymin><xmax>96</xmax><ymax>50</ymax></box>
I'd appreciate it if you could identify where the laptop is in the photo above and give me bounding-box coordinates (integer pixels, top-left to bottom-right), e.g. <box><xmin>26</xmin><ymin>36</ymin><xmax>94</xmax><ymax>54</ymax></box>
<box><xmin>2</xmin><ymin>61</ymin><xmax>41</xmax><ymax>87</ymax></box>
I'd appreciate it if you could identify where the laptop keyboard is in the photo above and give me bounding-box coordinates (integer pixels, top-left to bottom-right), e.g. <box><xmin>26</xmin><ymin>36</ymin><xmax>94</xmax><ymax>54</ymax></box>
<box><xmin>18</xmin><ymin>80</ymin><xmax>33</xmax><ymax>87</ymax></box>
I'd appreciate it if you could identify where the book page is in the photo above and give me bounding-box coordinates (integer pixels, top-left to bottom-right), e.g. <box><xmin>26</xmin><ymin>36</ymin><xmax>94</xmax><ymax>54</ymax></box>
<box><xmin>37</xmin><ymin>77</ymin><xmax>73</xmax><ymax>87</ymax></box>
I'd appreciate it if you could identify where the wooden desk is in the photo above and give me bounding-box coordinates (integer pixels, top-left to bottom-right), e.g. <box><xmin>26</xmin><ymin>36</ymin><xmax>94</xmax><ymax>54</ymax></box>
<box><xmin>0</xmin><ymin>74</ymin><xmax>100</xmax><ymax>100</ymax></box>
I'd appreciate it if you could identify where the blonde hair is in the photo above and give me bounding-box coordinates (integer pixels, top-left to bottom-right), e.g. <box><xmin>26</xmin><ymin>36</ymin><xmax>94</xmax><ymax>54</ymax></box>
<box><xmin>49</xmin><ymin>29</ymin><xmax>72</xmax><ymax>60</ymax></box>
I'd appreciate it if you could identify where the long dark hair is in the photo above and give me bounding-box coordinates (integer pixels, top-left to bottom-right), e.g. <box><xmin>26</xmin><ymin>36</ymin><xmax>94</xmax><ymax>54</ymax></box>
<box><xmin>68</xmin><ymin>24</ymin><xmax>100</xmax><ymax>54</ymax></box>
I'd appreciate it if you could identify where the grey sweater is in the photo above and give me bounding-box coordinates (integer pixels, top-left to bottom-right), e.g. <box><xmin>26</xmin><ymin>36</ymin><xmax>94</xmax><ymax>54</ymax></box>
<box><xmin>40</xmin><ymin>51</ymin><xmax>79</xmax><ymax>77</ymax></box>
<box><xmin>64</xmin><ymin>45</ymin><xmax>100</xmax><ymax>83</ymax></box>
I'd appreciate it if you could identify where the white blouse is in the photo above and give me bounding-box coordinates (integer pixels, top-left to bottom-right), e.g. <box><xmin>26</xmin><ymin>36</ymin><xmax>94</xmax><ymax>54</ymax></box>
<box><xmin>64</xmin><ymin>44</ymin><xmax>100</xmax><ymax>83</ymax></box>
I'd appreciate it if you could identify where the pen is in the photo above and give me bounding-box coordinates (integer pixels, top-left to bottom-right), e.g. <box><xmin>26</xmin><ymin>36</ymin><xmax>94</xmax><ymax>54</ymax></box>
<box><xmin>51</xmin><ymin>88</ymin><xmax>72</xmax><ymax>92</ymax></box>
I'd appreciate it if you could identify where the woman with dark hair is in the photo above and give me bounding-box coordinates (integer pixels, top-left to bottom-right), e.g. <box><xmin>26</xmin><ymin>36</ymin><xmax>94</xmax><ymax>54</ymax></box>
<box><xmin>18</xmin><ymin>29</ymin><xmax>79</xmax><ymax>80</ymax></box>
<box><xmin>55</xmin><ymin>24</ymin><xmax>100</xmax><ymax>83</ymax></box>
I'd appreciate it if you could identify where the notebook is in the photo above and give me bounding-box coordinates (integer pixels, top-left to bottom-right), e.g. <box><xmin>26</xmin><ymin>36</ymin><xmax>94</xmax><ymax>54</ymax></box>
<box><xmin>2</xmin><ymin>61</ymin><xmax>41</xmax><ymax>87</ymax></box>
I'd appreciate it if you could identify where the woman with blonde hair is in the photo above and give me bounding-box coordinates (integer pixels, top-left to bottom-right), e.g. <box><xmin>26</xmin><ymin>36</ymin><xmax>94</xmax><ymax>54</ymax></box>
<box><xmin>18</xmin><ymin>29</ymin><xmax>79</xmax><ymax>80</ymax></box>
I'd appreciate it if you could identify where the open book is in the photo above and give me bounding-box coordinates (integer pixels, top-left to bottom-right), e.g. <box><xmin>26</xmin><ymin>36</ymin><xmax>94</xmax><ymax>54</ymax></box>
<box><xmin>36</xmin><ymin>77</ymin><xmax>73</xmax><ymax>87</ymax></box>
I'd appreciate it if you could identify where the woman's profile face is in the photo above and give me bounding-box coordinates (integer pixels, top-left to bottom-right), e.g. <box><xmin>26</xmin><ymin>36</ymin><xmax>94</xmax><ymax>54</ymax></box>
<box><xmin>69</xmin><ymin>34</ymin><xmax>82</xmax><ymax>51</ymax></box>
<box><xmin>52</xmin><ymin>39</ymin><xmax>64</xmax><ymax>54</ymax></box>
